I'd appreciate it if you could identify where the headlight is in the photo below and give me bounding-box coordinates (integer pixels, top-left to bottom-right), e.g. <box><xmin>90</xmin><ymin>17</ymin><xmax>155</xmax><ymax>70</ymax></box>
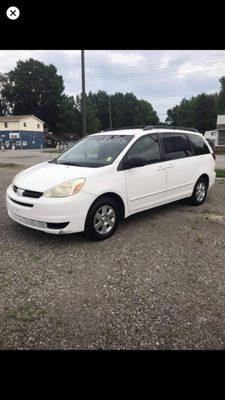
<box><xmin>43</xmin><ymin>178</ymin><xmax>86</xmax><ymax>198</ymax></box>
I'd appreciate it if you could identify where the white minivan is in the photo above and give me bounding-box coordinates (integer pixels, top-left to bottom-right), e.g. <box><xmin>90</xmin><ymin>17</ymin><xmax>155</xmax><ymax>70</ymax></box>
<box><xmin>6</xmin><ymin>126</ymin><xmax>216</xmax><ymax>240</ymax></box>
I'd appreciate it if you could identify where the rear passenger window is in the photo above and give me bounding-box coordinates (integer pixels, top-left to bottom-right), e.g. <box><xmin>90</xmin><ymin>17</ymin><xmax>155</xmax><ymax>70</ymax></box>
<box><xmin>189</xmin><ymin>134</ymin><xmax>210</xmax><ymax>155</ymax></box>
<box><xmin>127</xmin><ymin>134</ymin><xmax>161</xmax><ymax>164</ymax></box>
<box><xmin>161</xmin><ymin>133</ymin><xmax>192</xmax><ymax>160</ymax></box>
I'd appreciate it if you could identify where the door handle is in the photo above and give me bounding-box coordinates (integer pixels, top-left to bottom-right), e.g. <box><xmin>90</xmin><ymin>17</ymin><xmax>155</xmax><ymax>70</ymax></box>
<box><xmin>157</xmin><ymin>166</ymin><xmax>166</xmax><ymax>171</ymax></box>
<box><xmin>167</xmin><ymin>164</ymin><xmax>174</xmax><ymax>169</ymax></box>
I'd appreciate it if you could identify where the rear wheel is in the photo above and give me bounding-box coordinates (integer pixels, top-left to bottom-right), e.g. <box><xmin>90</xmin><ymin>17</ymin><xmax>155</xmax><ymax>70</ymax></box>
<box><xmin>189</xmin><ymin>177</ymin><xmax>208</xmax><ymax>206</ymax></box>
<box><xmin>85</xmin><ymin>196</ymin><xmax>119</xmax><ymax>240</ymax></box>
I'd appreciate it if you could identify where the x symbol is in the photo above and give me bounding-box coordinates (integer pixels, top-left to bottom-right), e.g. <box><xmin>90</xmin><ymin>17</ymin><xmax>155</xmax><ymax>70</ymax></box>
<box><xmin>6</xmin><ymin>6</ymin><xmax>20</xmax><ymax>20</ymax></box>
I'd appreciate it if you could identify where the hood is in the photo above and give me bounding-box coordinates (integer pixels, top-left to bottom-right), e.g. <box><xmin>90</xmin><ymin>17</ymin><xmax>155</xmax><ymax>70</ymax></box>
<box><xmin>13</xmin><ymin>161</ymin><xmax>104</xmax><ymax>192</ymax></box>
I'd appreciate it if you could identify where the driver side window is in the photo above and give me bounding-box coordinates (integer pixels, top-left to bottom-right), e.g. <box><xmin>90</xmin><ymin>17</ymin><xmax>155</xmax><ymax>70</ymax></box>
<box><xmin>127</xmin><ymin>134</ymin><xmax>161</xmax><ymax>164</ymax></box>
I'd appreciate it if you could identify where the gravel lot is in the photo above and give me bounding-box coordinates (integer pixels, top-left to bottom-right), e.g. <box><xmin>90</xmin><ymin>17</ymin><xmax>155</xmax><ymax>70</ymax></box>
<box><xmin>1</xmin><ymin>165</ymin><xmax>225</xmax><ymax>350</ymax></box>
<box><xmin>0</xmin><ymin>149</ymin><xmax>57</xmax><ymax>166</ymax></box>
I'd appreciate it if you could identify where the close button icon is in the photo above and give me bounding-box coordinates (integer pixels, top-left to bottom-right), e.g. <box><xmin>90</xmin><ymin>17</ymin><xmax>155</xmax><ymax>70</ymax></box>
<box><xmin>6</xmin><ymin>6</ymin><xmax>20</xmax><ymax>20</ymax></box>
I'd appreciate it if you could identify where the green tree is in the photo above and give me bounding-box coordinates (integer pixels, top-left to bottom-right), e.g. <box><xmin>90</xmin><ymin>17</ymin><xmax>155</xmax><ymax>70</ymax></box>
<box><xmin>106</xmin><ymin>92</ymin><xmax>159</xmax><ymax>128</ymax></box>
<box><xmin>88</xmin><ymin>91</ymin><xmax>159</xmax><ymax>129</ymax></box>
<box><xmin>56</xmin><ymin>95</ymin><xmax>81</xmax><ymax>135</ymax></box>
<box><xmin>1</xmin><ymin>58</ymin><xmax>64</xmax><ymax>132</ymax></box>
<box><xmin>193</xmin><ymin>93</ymin><xmax>218</xmax><ymax>132</ymax></box>
<box><xmin>166</xmin><ymin>98</ymin><xmax>195</xmax><ymax>127</ymax></box>
<box><xmin>74</xmin><ymin>94</ymin><xmax>101</xmax><ymax>134</ymax></box>
<box><xmin>218</xmin><ymin>76</ymin><xmax>225</xmax><ymax>114</ymax></box>
<box><xmin>166</xmin><ymin>93</ymin><xmax>218</xmax><ymax>133</ymax></box>
<box><xmin>0</xmin><ymin>73</ymin><xmax>8</xmax><ymax>115</ymax></box>
<box><xmin>88</xmin><ymin>91</ymin><xmax>110</xmax><ymax>130</ymax></box>
<box><xmin>135</xmin><ymin>99</ymin><xmax>159</xmax><ymax>126</ymax></box>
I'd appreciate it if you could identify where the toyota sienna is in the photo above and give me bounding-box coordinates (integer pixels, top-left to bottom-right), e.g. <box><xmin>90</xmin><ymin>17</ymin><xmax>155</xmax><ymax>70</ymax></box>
<box><xmin>6</xmin><ymin>126</ymin><xmax>216</xmax><ymax>240</ymax></box>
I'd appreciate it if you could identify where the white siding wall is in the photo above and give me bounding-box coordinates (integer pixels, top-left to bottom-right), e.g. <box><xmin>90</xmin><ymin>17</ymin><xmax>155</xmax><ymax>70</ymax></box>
<box><xmin>0</xmin><ymin>117</ymin><xmax>44</xmax><ymax>132</ymax></box>
<box><xmin>0</xmin><ymin>121</ymin><xmax>20</xmax><ymax>131</ymax></box>
<box><xmin>19</xmin><ymin>117</ymin><xmax>44</xmax><ymax>131</ymax></box>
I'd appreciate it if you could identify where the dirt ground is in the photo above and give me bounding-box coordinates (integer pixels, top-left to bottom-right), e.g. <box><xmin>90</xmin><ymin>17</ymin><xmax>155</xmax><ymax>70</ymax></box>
<box><xmin>0</xmin><ymin>165</ymin><xmax>225</xmax><ymax>349</ymax></box>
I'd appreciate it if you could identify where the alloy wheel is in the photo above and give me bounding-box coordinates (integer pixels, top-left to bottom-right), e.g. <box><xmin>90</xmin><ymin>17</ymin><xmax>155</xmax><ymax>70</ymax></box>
<box><xmin>94</xmin><ymin>205</ymin><xmax>116</xmax><ymax>235</ymax></box>
<box><xmin>195</xmin><ymin>182</ymin><xmax>206</xmax><ymax>202</ymax></box>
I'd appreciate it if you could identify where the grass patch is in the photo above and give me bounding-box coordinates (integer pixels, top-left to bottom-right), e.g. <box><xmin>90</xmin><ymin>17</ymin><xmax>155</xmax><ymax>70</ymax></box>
<box><xmin>201</xmin><ymin>208</ymin><xmax>215</xmax><ymax>214</ymax></box>
<box><xmin>215</xmin><ymin>148</ymin><xmax>225</xmax><ymax>155</ymax></box>
<box><xmin>196</xmin><ymin>236</ymin><xmax>204</xmax><ymax>244</ymax></box>
<box><xmin>27</xmin><ymin>252</ymin><xmax>41</xmax><ymax>262</ymax></box>
<box><xmin>42</xmin><ymin>149</ymin><xmax>61</xmax><ymax>154</ymax></box>
<box><xmin>191</xmin><ymin>223</ymin><xmax>198</xmax><ymax>231</ymax></box>
<box><xmin>216</xmin><ymin>169</ymin><xmax>225</xmax><ymax>178</ymax></box>
<box><xmin>7</xmin><ymin>305</ymin><xmax>45</xmax><ymax>323</ymax></box>
<box><xmin>31</xmin><ymin>255</ymin><xmax>41</xmax><ymax>262</ymax></box>
<box><xmin>0</xmin><ymin>162</ymin><xmax>16</xmax><ymax>168</ymax></box>
<box><xmin>0</xmin><ymin>280</ymin><xmax>9</xmax><ymax>290</ymax></box>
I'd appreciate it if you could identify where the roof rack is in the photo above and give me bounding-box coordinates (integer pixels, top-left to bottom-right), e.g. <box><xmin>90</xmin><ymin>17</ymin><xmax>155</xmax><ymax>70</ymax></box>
<box><xmin>143</xmin><ymin>125</ymin><xmax>199</xmax><ymax>132</ymax></box>
<box><xmin>103</xmin><ymin>126</ymin><xmax>144</xmax><ymax>132</ymax></box>
<box><xmin>102</xmin><ymin>125</ymin><xmax>199</xmax><ymax>133</ymax></box>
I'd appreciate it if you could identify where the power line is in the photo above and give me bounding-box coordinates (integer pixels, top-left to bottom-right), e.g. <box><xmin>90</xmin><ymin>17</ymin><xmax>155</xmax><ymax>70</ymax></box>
<box><xmin>3</xmin><ymin>56</ymin><xmax>225</xmax><ymax>86</ymax></box>
<box><xmin>83</xmin><ymin>56</ymin><xmax>225</xmax><ymax>77</ymax></box>
<box><xmin>85</xmin><ymin>51</ymin><xmax>225</xmax><ymax>74</ymax></box>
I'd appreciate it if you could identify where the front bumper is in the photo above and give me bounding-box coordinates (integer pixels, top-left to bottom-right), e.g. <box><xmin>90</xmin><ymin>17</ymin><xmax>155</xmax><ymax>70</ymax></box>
<box><xmin>6</xmin><ymin>184</ymin><xmax>96</xmax><ymax>234</ymax></box>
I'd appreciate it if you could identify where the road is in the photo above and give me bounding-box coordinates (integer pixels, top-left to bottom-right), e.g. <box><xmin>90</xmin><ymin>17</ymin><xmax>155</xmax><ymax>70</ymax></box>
<box><xmin>0</xmin><ymin>165</ymin><xmax>225</xmax><ymax>349</ymax></box>
<box><xmin>0</xmin><ymin>149</ymin><xmax>57</xmax><ymax>166</ymax></box>
<box><xmin>1</xmin><ymin>149</ymin><xmax>225</xmax><ymax>168</ymax></box>
<box><xmin>216</xmin><ymin>155</ymin><xmax>225</xmax><ymax>169</ymax></box>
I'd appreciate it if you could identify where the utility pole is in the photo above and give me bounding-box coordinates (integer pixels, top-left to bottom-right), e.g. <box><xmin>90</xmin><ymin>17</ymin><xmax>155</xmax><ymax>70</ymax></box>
<box><xmin>108</xmin><ymin>95</ymin><xmax>112</xmax><ymax>129</ymax></box>
<box><xmin>81</xmin><ymin>50</ymin><xmax>87</xmax><ymax>136</ymax></box>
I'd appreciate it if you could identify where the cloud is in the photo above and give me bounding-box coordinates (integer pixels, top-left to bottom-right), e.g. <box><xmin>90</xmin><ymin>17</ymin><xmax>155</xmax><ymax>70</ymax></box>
<box><xmin>106</xmin><ymin>51</ymin><xmax>146</xmax><ymax>66</ymax></box>
<box><xmin>0</xmin><ymin>50</ymin><xmax>224</xmax><ymax>121</ymax></box>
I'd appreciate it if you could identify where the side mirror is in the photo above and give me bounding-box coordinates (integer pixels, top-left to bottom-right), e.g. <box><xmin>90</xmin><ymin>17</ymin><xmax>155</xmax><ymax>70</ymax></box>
<box><xmin>123</xmin><ymin>156</ymin><xmax>146</xmax><ymax>170</ymax></box>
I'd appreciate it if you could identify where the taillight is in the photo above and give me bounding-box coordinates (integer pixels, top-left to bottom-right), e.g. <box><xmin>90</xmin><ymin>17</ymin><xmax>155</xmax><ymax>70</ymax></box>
<box><xmin>212</xmin><ymin>152</ymin><xmax>216</xmax><ymax>160</ymax></box>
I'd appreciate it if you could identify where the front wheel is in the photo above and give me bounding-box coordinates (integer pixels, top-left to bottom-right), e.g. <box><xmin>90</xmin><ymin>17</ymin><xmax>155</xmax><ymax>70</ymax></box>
<box><xmin>189</xmin><ymin>177</ymin><xmax>208</xmax><ymax>206</ymax></box>
<box><xmin>85</xmin><ymin>196</ymin><xmax>119</xmax><ymax>240</ymax></box>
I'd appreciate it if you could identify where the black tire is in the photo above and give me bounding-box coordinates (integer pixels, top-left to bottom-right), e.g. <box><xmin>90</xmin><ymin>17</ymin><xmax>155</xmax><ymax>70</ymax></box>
<box><xmin>189</xmin><ymin>177</ymin><xmax>208</xmax><ymax>206</ymax></box>
<box><xmin>85</xmin><ymin>196</ymin><xmax>120</xmax><ymax>240</ymax></box>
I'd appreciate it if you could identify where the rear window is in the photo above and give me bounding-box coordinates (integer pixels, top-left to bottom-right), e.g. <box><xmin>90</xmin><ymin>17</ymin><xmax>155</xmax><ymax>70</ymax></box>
<box><xmin>161</xmin><ymin>133</ymin><xmax>192</xmax><ymax>160</ymax></box>
<box><xmin>189</xmin><ymin>134</ymin><xmax>210</xmax><ymax>155</ymax></box>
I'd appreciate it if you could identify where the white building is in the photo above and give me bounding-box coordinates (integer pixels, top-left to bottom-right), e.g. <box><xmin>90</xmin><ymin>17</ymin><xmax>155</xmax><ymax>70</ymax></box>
<box><xmin>205</xmin><ymin>115</ymin><xmax>225</xmax><ymax>147</ymax></box>
<box><xmin>0</xmin><ymin>115</ymin><xmax>44</xmax><ymax>149</ymax></box>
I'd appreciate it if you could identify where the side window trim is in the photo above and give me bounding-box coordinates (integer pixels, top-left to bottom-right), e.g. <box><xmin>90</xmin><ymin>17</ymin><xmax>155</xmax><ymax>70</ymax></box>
<box><xmin>159</xmin><ymin>132</ymin><xmax>193</xmax><ymax>161</ymax></box>
<box><xmin>117</xmin><ymin>133</ymin><xmax>162</xmax><ymax>171</ymax></box>
<box><xmin>158</xmin><ymin>132</ymin><xmax>166</xmax><ymax>161</ymax></box>
<box><xmin>189</xmin><ymin>133</ymin><xmax>210</xmax><ymax>156</ymax></box>
<box><xmin>186</xmin><ymin>133</ymin><xmax>195</xmax><ymax>156</ymax></box>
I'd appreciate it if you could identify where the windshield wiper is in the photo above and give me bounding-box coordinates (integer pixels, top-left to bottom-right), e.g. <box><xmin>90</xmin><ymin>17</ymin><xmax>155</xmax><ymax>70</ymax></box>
<box><xmin>57</xmin><ymin>161</ymin><xmax>83</xmax><ymax>166</ymax></box>
<box><xmin>49</xmin><ymin>158</ymin><xmax>58</xmax><ymax>164</ymax></box>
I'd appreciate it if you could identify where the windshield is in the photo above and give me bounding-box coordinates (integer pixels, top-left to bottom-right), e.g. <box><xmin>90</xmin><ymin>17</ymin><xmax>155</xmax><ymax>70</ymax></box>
<box><xmin>53</xmin><ymin>135</ymin><xmax>134</xmax><ymax>167</ymax></box>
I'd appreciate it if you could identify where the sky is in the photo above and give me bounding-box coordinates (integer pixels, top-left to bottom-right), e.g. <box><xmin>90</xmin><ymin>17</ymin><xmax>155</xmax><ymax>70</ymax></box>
<box><xmin>0</xmin><ymin>50</ymin><xmax>225</xmax><ymax>121</ymax></box>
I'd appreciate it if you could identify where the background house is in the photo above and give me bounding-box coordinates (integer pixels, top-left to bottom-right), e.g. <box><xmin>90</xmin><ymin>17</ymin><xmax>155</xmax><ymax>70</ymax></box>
<box><xmin>217</xmin><ymin>115</ymin><xmax>225</xmax><ymax>145</ymax></box>
<box><xmin>44</xmin><ymin>132</ymin><xmax>81</xmax><ymax>149</ymax></box>
<box><xmin>205</xmin><ymin>115</ymin><xmax>225</xmax><ymax>147</ymax></box>
<box><xmin>58</xmin><ymin>133</ymin><xmax>80</xmax><ymax>146</ymax></box>
<box><xmin>44</xmin><ymin>132</ymin><xmax>60</xmax><ymax>148</ymax></box>
<box><xmin>0</xmin><ymin>115</ymin><xmax>44</xmax><ymax>149</ymax></box>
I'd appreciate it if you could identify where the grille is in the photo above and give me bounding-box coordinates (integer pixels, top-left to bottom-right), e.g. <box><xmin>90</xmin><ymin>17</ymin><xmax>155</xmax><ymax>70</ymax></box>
<box><xmin>9</xmin><ymin>211</ymin><xmax>46</xmax><ymax>229</ymax></box>
<box><xmin>9</xmin><ymin>197</ymin><xmax>33</xmax><ymax>208</ymax></box>
<box><xmin>13</xmin><ymin>185</ymin><xmax>43</xmax><ymax>199</ymax></box>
